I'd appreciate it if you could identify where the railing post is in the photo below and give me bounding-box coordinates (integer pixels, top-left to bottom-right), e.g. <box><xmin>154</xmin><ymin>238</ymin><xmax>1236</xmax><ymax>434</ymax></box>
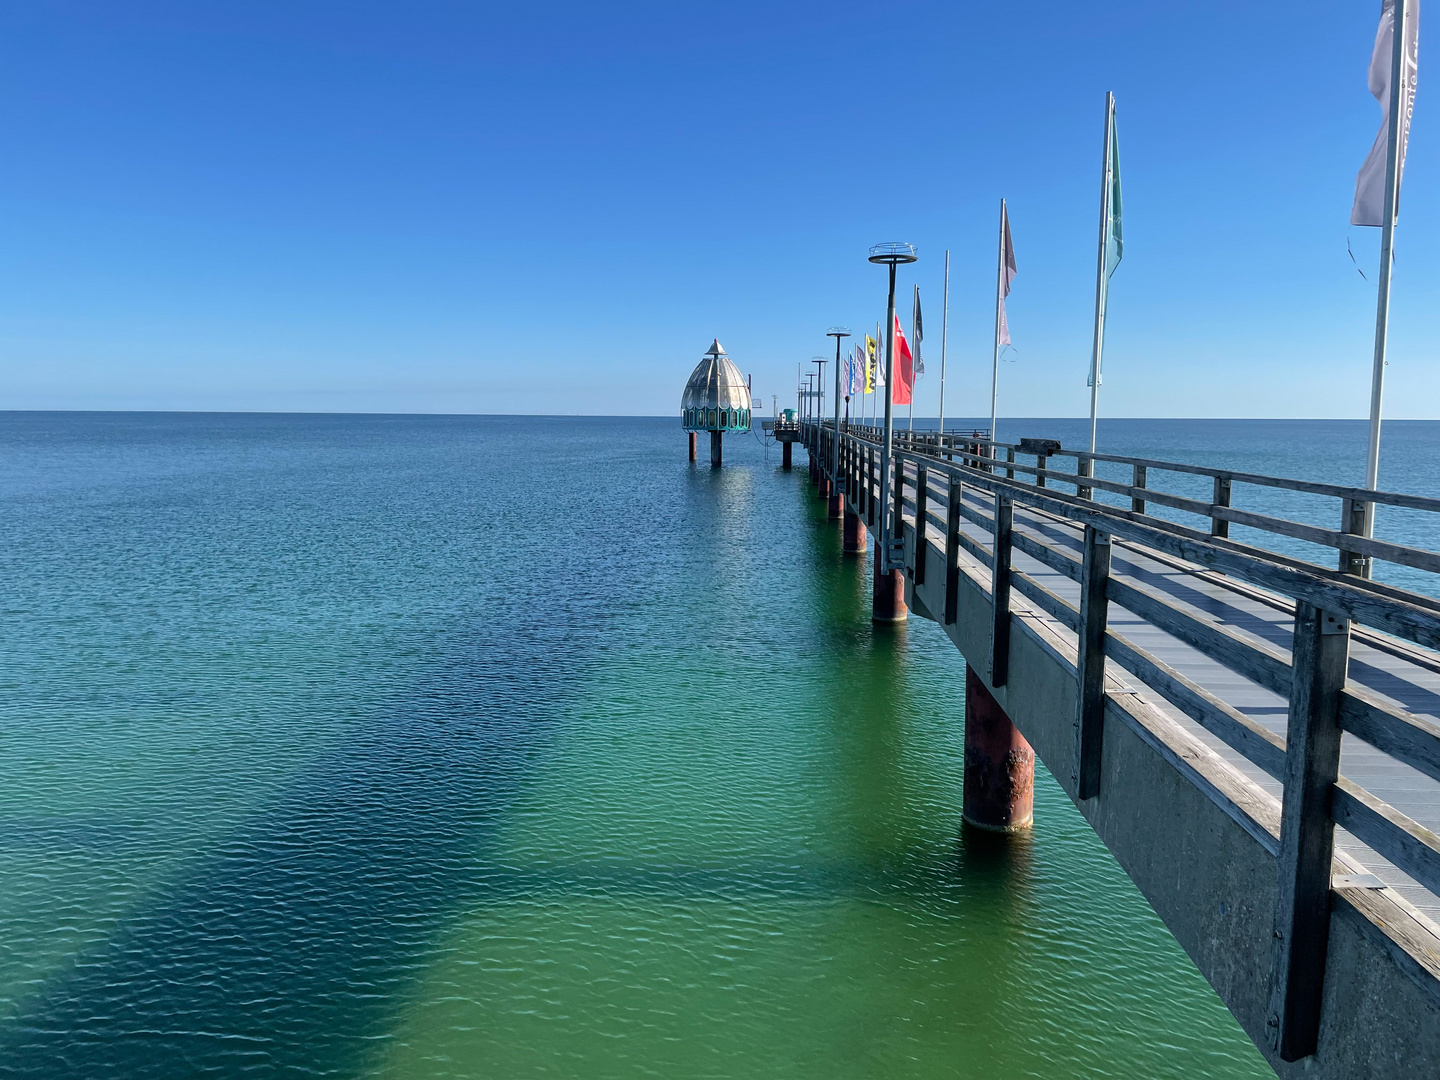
<box><xmin>989</xmin><ymin>493</ymin><xmax>1014</xmax><ymax>686</ymax></box>
<box><xmin>893</xmin><ymin>454</ymin><xmax>907</xmax><ymax>561</ymax></box>
<box><xmin>865</xmin><ymin>447</ymin><xmax>875</xmax><ymax>527</ymax></box>
<box><xmin>913</xmin><ymin>464</ymin><xmax>929</xmax><ymax>584</ymax></box>
<box><xmin>1005</xmin><ymin>446</ymin><xmax>1015</xmax><ymax>481</ymax></box>
<box><xmin>944</xmin><ymin>478</ymin><xmax>962</xmax><ymax>625</ymax></box>
<box><xmin>1267</xmin><ymin>601</ymin><xmax>1350</xmax><ymax>1062</ymax></box>
<box><xmin>1074</xmin><ymin>524</ymin><xmax>1112</xmax><ymax>800</ymax></box>
<box><xmin>1077</xmin><ymin>456</ymin><xmax>1093</xmax><ymax>500</ymax></box>
<box><xmin>847</xmin><ymin>438</ymin><xmax>855</xmax><ymax>502</ymax></box>
<box><xmin>1131</xmin><ymin>463</ymin><xmax>1147</xmax><ymax>515</ymax></box>
<box><xmin>1212</xmin><ymin>475</ymin><xmax>1232</xmax><ymax>538</ymax></box>
<box><xmin>1035</xmin><ymin>453</ymin><xmax>1048</xmax><ymax>489</ymax></box>
<box><xmin>1339</xmin><ymin>498</ymin><xmax>1373</xmax><ymax>579</ymax></box>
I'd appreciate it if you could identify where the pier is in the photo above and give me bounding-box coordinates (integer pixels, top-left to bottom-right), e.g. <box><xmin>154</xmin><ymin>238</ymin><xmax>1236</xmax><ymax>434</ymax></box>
<box><xmin>797</xmin><ymin>419</ymin><xmax>1440</xmax><ymax>1079</ymax></box>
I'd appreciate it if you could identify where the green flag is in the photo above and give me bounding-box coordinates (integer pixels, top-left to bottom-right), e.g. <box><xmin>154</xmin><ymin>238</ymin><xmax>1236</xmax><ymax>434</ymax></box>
<box><xmin>1105</xmin><ymin>115</ymin><xmax>1122</xmax><ymax>279</ymax></box>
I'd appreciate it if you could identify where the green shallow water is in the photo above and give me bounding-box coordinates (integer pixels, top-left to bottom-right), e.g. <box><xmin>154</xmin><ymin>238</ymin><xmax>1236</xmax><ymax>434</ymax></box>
<box><xmin>0</xmin><ymin>413</ymin><xmax>1272</xmax><ymax>1078</ymax></box>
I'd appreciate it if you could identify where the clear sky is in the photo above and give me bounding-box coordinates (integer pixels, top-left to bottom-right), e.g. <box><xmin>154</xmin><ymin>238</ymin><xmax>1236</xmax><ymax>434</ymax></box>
<box><xmin>0</xmin><ymin>0</ymin><xmax>1434</xmax><ymax>417</ymax></box>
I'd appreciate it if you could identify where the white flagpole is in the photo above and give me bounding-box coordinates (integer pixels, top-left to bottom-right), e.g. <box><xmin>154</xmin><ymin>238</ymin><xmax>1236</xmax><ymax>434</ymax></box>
<box><xmin>1364</xmin><ymin>0</ymin><xmax>1412</xmax><ymax>504</ymax></box>
<box><xmin>873</xmin><ymin>319</ymin><xmax>882</xmax><ymax>429</ymax></box>
<box><xmin>908</xmin><ymin>286</ymin><xmax>916</xmax><ymax>432</ymax></box>
<box><xmin>990</xmin><ymin>199</ymin><xmax>1005</xmax><ymax>444</ymax></box>
<box><xmin>1088</xmin><ymin>91</ymin><xmax>1116</xmax><ymax>456</ymax></box>
<box><xmin>938</xmin><ymin>249</ymin><xmax>950</xmax><ymax>437</ymax></box>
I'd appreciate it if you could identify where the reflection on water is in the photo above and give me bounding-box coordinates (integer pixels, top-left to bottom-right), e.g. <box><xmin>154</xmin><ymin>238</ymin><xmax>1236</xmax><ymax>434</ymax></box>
<box><xmin>0</xmin><ymin>414</ymin><xmax>1273</xmax><ymax>1078</ymax></box>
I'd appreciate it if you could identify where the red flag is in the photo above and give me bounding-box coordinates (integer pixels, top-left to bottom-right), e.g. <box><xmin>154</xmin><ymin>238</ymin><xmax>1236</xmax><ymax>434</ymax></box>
<box><xmin>892</xmin><ymin>313</ymin><xmax>914</xmax><ymax>405</ymax></box>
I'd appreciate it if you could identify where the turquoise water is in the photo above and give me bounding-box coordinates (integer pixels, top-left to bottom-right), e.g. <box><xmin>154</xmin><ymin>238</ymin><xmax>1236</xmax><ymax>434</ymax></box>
<box><xmin>0</xmin><ymin>412</ymin><xmax>1385</xmax><ymax>1079</ymax></box>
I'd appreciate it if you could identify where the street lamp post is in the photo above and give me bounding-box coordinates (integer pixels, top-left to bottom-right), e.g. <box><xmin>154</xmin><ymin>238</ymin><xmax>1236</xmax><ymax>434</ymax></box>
<box><xmin>826</xmin><ymin>328</ymin><xmax>851</xmax><ymax>519</ymax></box>
<box><xmin>864</xmin><ymin>244</ymin><xmax>921</xmax><ymax>596</ymax></box>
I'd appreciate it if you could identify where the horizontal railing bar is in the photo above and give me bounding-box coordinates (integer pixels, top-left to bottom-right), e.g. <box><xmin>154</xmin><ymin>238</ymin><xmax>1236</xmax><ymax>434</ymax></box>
<box><xmin>996</xmin><ymin>493</ymin><xmax>1440</xmax><ymax>787</ymax></box>
<box><xmin>868</xmin><ymin>425</ymin><xmax>1440</xmax><ymax>516</ymax></box>
<box><xmin>1332</xmin><ymin>779</ymin><xmax>1440</xmax><ymax>897</ymax></box>
<box><xmin>1104</xmin><ymin>575</ymin><xmax>1294</xmax><ymax>697</ymax></box>
<box><xmin>1338</xmin><ymin>687</ymin><xmax>1440</xmax><ymax>786</ymax></box>
<box><xmin>1008</xmin><ymin>568</ymin><xmax>1289</xmax><ymax>779</ymax></box>
<box><xmin>1105</xmin><ymin>632</ymin><xmax>1289</xmax><ymax>780</ymax></box>
<box><xmin>909</xmin><ymin>455</ymin><xmax>1440</xmax><ymax>653</ymax></box>
<box><xmin>958</xmin><ymin>454</ymin><xmax>1440</xmax><ymax>577</ymax></box>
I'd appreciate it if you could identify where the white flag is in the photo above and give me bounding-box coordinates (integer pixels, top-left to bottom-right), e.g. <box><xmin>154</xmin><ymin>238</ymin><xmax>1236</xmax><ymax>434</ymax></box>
<box><xmin>997</xmin><ymin>204</ymin><xmax>1018</xmax><ymax>346</ymax></box>
<box><xmin>1352</xmin><ymin>0</ymin><xmax>1421</xmax><ymax>226</ymax></box>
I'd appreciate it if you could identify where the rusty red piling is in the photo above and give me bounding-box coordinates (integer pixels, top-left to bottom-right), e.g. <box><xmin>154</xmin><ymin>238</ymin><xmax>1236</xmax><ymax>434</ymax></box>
<box><xmin>962</xmin><ymin>666</ymin><xmax>1035</xmax><ymax>832</ymax></box>
<box><xmin>843</xmin><ymin>506</ymin><xmax>867</xmax><ymax>553</ymax></box>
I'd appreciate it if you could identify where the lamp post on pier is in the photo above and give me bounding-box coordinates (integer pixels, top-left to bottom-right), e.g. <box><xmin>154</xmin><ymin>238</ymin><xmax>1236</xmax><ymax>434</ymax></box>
<box><xmin>868</xmin><ymin>242</ymin><xmax>917</xmax><ymax>623</ymax></box>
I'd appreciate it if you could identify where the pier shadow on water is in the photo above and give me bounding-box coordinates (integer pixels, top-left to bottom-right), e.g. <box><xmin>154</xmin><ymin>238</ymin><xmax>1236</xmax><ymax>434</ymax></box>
<box><xmin>0</xmin><ymin>603</ymin><xmax>601</xmax><ymax>1080</ymax></box>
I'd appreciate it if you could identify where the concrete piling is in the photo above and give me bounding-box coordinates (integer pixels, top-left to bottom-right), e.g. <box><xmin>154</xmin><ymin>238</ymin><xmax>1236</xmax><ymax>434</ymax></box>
<box><xmin>842</xmin><ymin>507</ymin><xmax>867</xmax><ymax>553</ymax></box>
<box><xmin>962</xmin><ymin>667</ymin><xmax>1035</xmax><ymax>832</ymax></box>
<box><xmin>871</xmin><ymin>560</ymin><xmax>908</xmax><ymax>623</ymax></box>
<box><xmin>827</xmin><ymin>489</ymin><xmax>844</xmax><ymax>519</ymax></box>
<box><xmin>710</xmin><ymin>431</ymin><xmax>723</xmax><ymax>467</ymax></box>
<box><xmin>688</xmin><ymin>432</ymin><xmax>697</xmax><ymax>462</ymax></box>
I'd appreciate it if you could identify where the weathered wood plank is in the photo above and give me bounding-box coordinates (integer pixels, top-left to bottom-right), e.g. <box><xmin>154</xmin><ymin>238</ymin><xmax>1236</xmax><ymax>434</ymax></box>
<box><xmin>989</xmin><ymin>493</ymin><xmax>1014</xmax><ymax>686</ymax></box>
<box><xmin>1337</xmin><ymin>686</ymin><xmax>1440</xmax><ymax>785</ymax></box>
<box><xmin>1075</xmin><ymin>525</ymin><xmax>1113</xmax><ymax>800</ymax></box>
<box><xmin>1104</xmin><ymin>575</ymin><xmax>1293</xmax><ymax>697</ymax></box>
<box><xmin>1269</xmin><ymin>601</ymin><xmax>1351</xmax><ymax>1062</ymax></box>
<box><xmin>914</xmin><ymin>464</ymin><xmax>929</xmax><ymax>585</ymax></box>
<box><xmin>1132</xmin><ymin>463</ymin><xmax>1147</xmax><ymax>515</ymax></box>
<box><xmin>944</xmin><ymin>477</ymin><xmax>962</xmax><ymax>625</ymax></box>
<box><xmin>1212</xmin><ymin>475</ymin><xmax>1232</xmax><ymax>539</ymax></box>
<box><xmin>1332</xmin><ymin>779</ymin><xmax>1440</xmax><ymax>897</ymax></box>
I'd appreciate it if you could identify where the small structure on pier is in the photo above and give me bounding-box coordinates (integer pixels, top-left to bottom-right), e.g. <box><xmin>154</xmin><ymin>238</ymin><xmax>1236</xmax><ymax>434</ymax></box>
<box><xmin>681</xmin><ymin>339</ymin><xmax>752</xmax><ymax>466</ymax></box>
<box><xmin>761</xmin><ymin>409</ymin><xmax>800</xmax><ymax>469</ymax></box>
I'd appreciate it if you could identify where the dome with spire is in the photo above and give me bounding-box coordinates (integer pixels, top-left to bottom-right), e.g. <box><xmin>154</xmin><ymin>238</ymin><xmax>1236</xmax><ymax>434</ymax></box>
<box><xmin>681</xmin><ymin>339</ymin><xmax>752</xmax><ymax>433</ymax></box>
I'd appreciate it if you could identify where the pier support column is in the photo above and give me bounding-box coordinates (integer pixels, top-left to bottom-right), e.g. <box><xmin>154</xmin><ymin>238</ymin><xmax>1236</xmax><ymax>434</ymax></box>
<box><xmin>818</xmin><ymin>475</ymin><xmax>832</xmax><ymax>499</ymax></box>
<box><xmin>827</xmin><ymin>489</ymin><xmax>844</xmax><ymax>519</ymax></box>
<box><xmin>843</xmin><ymin>507</ymin><xmax>867</xmax><ymax>553</ymax></box>
<box><xmin>710</xmin><ymin>431</ymin><xmax>723</xmax><ymax>467</ymax></box>
<box><xmin>871</xmin><ymin>557</ymin><xmax>908</xmax><ymax>623</ymax></box>
<box><xmin>688</xmin><ymin>432</ymin><xmax>696</xmax><ymax>461</ymax></box>
<box><xmin>782</xmin><ymin>442</ymin><xmax>792</xmax><ymax>469</ymax></box>
<box><xmin>962</xmin><ymin>667</ymin><xmax>1035</xmax><ymax>832</ymax></box>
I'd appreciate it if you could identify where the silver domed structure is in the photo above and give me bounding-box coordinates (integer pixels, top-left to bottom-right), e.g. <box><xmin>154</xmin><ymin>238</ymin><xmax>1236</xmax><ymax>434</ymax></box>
<box><xmin>681</xmin><ymin>339</ymin><xmax>752</xmax><ymax>466</ymax></box>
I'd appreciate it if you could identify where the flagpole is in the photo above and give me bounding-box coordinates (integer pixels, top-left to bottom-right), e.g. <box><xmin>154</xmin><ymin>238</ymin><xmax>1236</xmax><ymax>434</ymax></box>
<box><xmin>1364</xmin><ymin>0</ymin><xmax>1411</xmax><ymax>511</ymax></box>
<box><xmin>908</xmin><ymin>287</ymin><xmax>916</xmax><ymax>433</ymax></box>
<box><xmin>990</xmin><ymin>199</ymin><xmax>1005</xmax><ymax>445</ymax></box>
<box><xmin>1088</xmin><ymin>91</ymin><xmax>1116</xmax><ymax>456</ymax></box>
<box><xmin>938</xmin><ymin>249</ymin><xmax>949</xmax><ymax>438</ymax></box>
<box><xmin>873</xmin><ymin>319</ymin><xmax>882</xmax><ymax>430</ymax></box>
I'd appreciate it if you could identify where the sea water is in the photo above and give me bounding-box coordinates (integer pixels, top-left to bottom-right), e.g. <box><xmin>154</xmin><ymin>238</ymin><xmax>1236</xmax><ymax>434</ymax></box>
<box><xmin>5</xmin><ymin>412</ymin><xmax>1430</xmax><ymax>1079</ymax></box>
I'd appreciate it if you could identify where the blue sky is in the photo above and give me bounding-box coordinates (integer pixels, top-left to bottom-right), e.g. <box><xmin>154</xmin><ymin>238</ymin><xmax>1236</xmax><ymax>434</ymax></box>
<box><xmin>0</xmin><ymin>0</ymin><xmax>1434</xmax><ymax>417</ymax></box>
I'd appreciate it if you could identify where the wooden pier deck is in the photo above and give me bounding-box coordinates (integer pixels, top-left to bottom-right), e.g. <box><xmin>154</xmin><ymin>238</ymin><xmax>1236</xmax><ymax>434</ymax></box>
<box><xmin>798</xmin><ymin>420</ymin><xmax>1440</xmax><ymax>1079</ymax></box>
